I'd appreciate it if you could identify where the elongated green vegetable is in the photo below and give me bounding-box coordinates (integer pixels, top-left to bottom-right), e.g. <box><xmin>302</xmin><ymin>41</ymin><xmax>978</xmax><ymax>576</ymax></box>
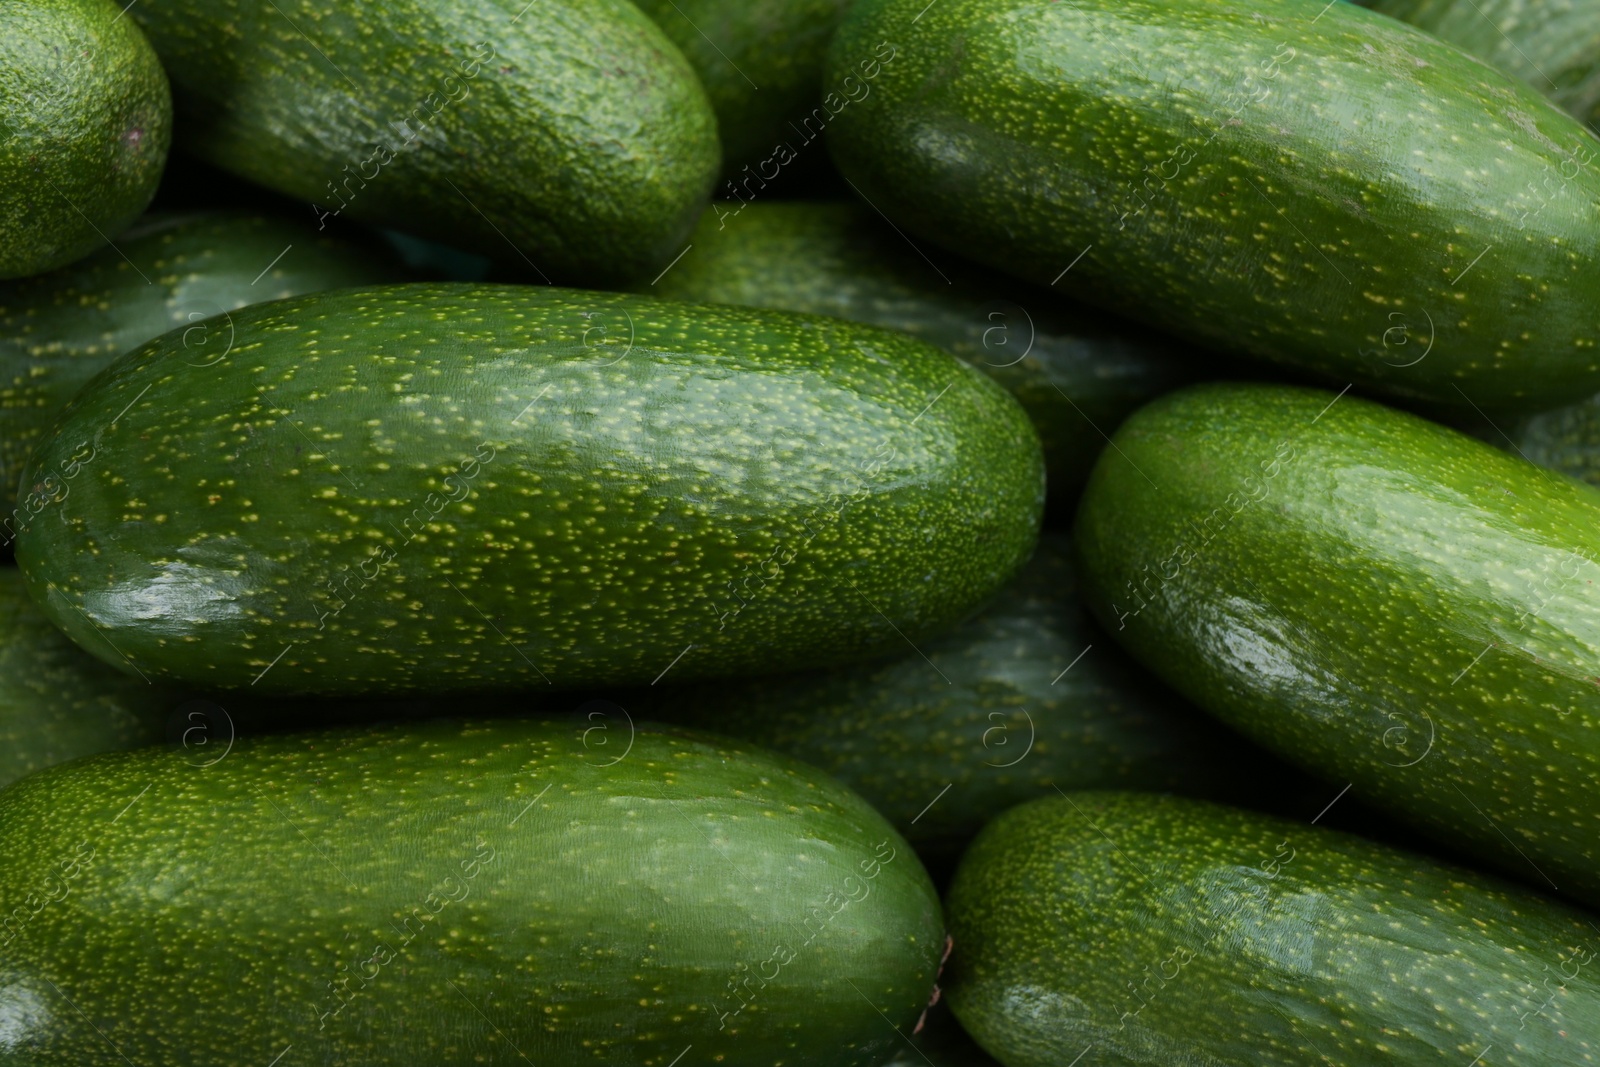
<box><xmin>947</xmin><ymin>791</ymin><xmax>1600</xmax><ymax>1067</ymax></box>
<box><xmin>824</xmin><ymin>0</ymin><xmax>1600</xmax><ymax>410</ymax></box>
<box><xmin>129</xmin><ymin>0</ymin><xmax>718</xmax><ymax>284</ymax></box>
<box><xmin>16</xmin><ymin>283</ymin><xmax>1043</xmax><ymax>695</ymax></box>
<box><xmin>0</xmin><ymin>717</ymin><xmax>944</xmax><ymax>1065</ymax></box>
<box><xmin>1074</xmin><ymin>382</ymin><xmax>1600</xmax><ymax>904</ymax></box>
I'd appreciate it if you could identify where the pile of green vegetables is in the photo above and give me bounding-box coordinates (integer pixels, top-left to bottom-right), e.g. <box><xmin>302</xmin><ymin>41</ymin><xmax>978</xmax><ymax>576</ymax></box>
<box><xmin>4</xmin><ymin>0</ymin><xmax>1600</xmax><ymax>1062</ymax></box>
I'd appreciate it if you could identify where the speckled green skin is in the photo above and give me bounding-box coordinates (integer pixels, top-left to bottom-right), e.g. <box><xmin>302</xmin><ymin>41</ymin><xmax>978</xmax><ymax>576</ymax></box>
<box><xmin>1073</xmin><ymin>383</ymin><xmax>1600</xmax><ymax>904</ymax></box>
<box><xmin>0</xmin><ymin>717</ymin><xmax>943</xmax><ymax>1066</ymax></box>
<box><xmin>129</xmin><ymin>0</ymin><xmax>718</xmax><ymax>286</ymax></box>
<box><xmin>0</xmin><ymin>0</ymin><xmax>170</xmax><ymax>279</ymax></box>
<box><xmin>825</xmin><ymin>0</ymin><xmax>1600</xmax><ymax>411</ymax></box>
<box><xmin>14</xmin><ymin>282</ymin><xmax>1044</xmax><ymax>695</ymax></box>
<box><xmin>0</xmin><ymin>567</ymin><xmax>169</xmax><ymax>789</ymax></box>
<box><xmin>656</xmin><ymin>534</ymin><xmax>1277</xmax><ymax>868</ymax></box>
<box><xmin>631</xmin><ymin>0</ymin><xmax>850</xmax><ymax>172</ymax></box>
<box><xmin>649</xmin><ymin>202</ymin><xmax>1201</xmax><ymax>498</ymax></box>
<box><xmin>0</xmin><ymin>211</ymin><xmax>402</xmax><ymax>519</ymax></box>
<box><xmin>1370</xmin><ymin>0</ymin><xmax>1600</xmax><ymax>127</ymax></box>
<box><xmin>946</xmin><ymin>792</ymin><xmax>1600</xmax><ymax>1067</ymax></box>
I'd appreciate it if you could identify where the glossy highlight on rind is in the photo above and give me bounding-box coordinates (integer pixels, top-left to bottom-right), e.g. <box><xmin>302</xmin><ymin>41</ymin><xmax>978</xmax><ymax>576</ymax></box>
<box><xmin>0</xmin><ymin>717</ymin><xmax>945</xmax><ymax>1066</ymax></box>
<box><xmin>0</xmin><ymin>0</ymin><xmax>172</xmax><ymax>279</ymax></box>
<box><xmin>945</xmin><ymin>792</ymin><xmax>1600</xmax><ymax>1067</ymax></box>
<box><xmin>0</xmin><ymin>211</ymin><xmax>403</xmax><ymax>517</ymax></box>
<box><xmin>0</xmin><ymin>567</ymin><xmax>169</xmax><ymax>790</ymax></box>
<box><xmin>656</xmin><ymin>533</ymin><xmax>1287</xmax><ymax>869</ymax></box>
<box><xmin>15</xmin><ymin>282</ymin><xmax>1044</xmax><ymax>695</ymax></box>
<box><xmin>649</xmin><ymin>201</ymin><xmax>1203</xmax><ymax>498</ymax></box>
<box><xmin>129</xmin><ymin>0</ymin><xmax>719</xmax><ymax>285</ymax></box>
<box><xmin>1072</xmin><ymin>382</ymin><xmax>1600</xmax><ymax>904</ymax></box>
<box><xmin>824</xmin><ymin>0</ymin><xmax>1600</xmax><ymax>409</ymax></box>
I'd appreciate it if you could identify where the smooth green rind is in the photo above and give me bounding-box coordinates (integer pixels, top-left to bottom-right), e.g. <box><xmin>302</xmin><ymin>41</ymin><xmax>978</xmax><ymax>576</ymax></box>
<box><xmin>15</xmin><ymin>282</ymin><xmax>1044</xmax><ymax>695</ymax></box>
<box><xmin>1369</xmin><ymin>0</ymin><xmax>1600</xmax><ymax>127</ymax></box>
<box><xmin>0</xmin><ymin>717</ymin><xmax>943</xmax><ymax>1066</ymax></box>
<box><xmin>946</xmin><ymin>792</ymin><xmax>1600</xmax><ymax>1067</ymax></box>
<box><xmin>631</xmin><ymin>0</ymin><xmax>851</xmax><ymax>171</ymax></box>
<box><xmin>824</xmin><ymin>0</ymin><xmax>1600</xmax><ymax>410</ymax></box>
<box><xmin>649</xmin><ymin>202</ymin><xmax>1200</xmax><ymax>497</ymax></box>
<box><xmin>0</xmin><ymin>211</ymin><xmax>403</xmax><ymax>519</ymax></box>
<box><xmin>1072</xmin><ymin>382</ymin><xmax>1600</xmax><ymax>903</ymax></box>
<box><xmin>0</xmin><ymin>567</ymin><xmax>169</xmax><ymax>789</ymax></box>
<box><xmin>0</xmin><ymin>0</ymin><xmax>171</xmax><ymax>279</ymax></box>
<box><xmin>129</xmin><ymin>0</ymin><xmax>719</xmax><ymax>285</ymax></box>
<box><xmin>657</xmin><ymin>534</ymin><xmax>1279</xmax><ymax>868</ymax></box>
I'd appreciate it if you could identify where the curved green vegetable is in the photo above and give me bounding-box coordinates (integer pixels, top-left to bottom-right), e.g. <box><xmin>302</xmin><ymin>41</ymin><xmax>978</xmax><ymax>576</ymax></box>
<box><xmin>657</xmin><ymin>533</ymin><xmax>1285</xmax><ymax>868</ymax></box>
<box><xmin>824</xmin><ymin>0</ymin><xmax>1600</xmax><ymax>410</ymax></box>
<box><xmin>650</xmin><ymin>201</ymin><xmax>1200</xmax><ymax>497</ymax></box>
<box><xmin>1074</xmin><ymin>382</ymin><xmax>1600</xmax><ymax>904</ymax></box>
<box><xmin>15</xmin><ymin>282</ymin><xmax>1044</xmax><ymax>695</ymax></box>
<box><xmin>0</xmin><ymin>717</ymin><xmax>943</xmax><ymax>1065</ymax></box>
<box><xmin>0</xmin><ymin>567</ymin><xmax>170</xmax><ymax>789</ymax></box>
<box><xmin>0</xmin><ymin>211</ymin><xmax>402</xmax><ymax>519</ymax></box>
<box><xmin>1368</xmin><ymin>0</ymin><xmax>1600</xmax><ymax>127</ymax></box>
<box><xmin>632</xmin><ymin>0</ymin><xmax>852</xmax><ymax>172</ymax></box>
<box><xmin>946</xmin><ymin>791</ymin><xmax>1600</xmax><ymax>1067</ymax></box>
<box><xmin>129</xmin><ymin>0</ymin><xmax>719</xmax><ymax>285</ymax></box>
<box><xmin>0</xmin><ymin>0</ymin><xmax>171</xmax><ymax>279</ymax></box>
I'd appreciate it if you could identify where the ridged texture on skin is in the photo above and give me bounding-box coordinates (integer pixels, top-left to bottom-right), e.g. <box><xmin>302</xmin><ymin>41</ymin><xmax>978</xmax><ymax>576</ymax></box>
<box><xmin>1369</xmin><ymin>0</ymin><xmax>1600</xmax><ymax>126</ymax></box>
<box><xmin>649</xmin><ymin>202</ymin><xmax>1200</xmax><ymax>498</ymax></box>
<box><xmin>0</xmin><ymin>0</ymin><xmax>171</xmax><ymax>279</ymax></box>
<box><xmin>824</xmin><ymin>0</ymin><xmax>1600</xmax><ymax>410</ymax></box>
<box><xmin>129</xmin><ymin>0</ymin><xmax>718</xmax><ymax>285</ymax></box>
<box><xmin>657</xmin><ymin>534</ymin><xmax>1284</xmax><ymax>868</ymax></box>
<box><xmin>0</xmin><ymin>211</ymin><xmax>402</xmax><ymax>517</ymax></box>
<box><xmin>0</xmin><ymin>718</ymin><xmax>944</xmax><ymax>1066</ymax></box>
<box><xmin>631</xmin><ymin>0</ymin><xmax>851</xmax><ymax>171</ymax></box>
<box><xmin>14</xmin><ymin>282</ymin><xmax>1044</xmax><ymax>695</ymax></box>
<box><xmin>945</xmin><ymin>792</ymin><xmax>1600</xmax><ymax>1067</ymax></box>
<box><xmin>1072</xmin><ymin>382</ymin><xmax>1600</xmax><ymax>904</ymax></box>
<box><xmin>0</xmin><ymin>567</ymin><xmax>168</xmax><ymax>789</ymax></box>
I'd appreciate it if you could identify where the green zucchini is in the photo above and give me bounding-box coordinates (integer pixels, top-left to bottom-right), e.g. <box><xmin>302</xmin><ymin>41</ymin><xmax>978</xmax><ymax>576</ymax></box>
<box><xmin>0</xmin><ymin>0</ymin><xmax>171</xmax><ymax>279</ymax></box>
<box><xmin>1369</xmin><ymin>0</ymin><xmax>1600</xmax><ymax>127</ymax></box>
<box><xmin>0</xmin><ymin>211</ymin><xmax>402</xmax><ymax>520</ymax></box>
<box><xmin>1073</xmin><ymin>382</ymin><xmax>1600</xmax><ymax>903</ymax></box>
<box><xmin>15</xmin><ymin>282</ymin><xmax>1044</xmax><ymax>695</ymax></box>
<box><xmin>946</xmin><ymin>791</ymin><xmax>1600</xmax><ymax>1067</ymax></box>
<box><xmin>0</xmin><ymin>717</ymin><xmax>943</xmax><ymax>1065</ymax></box>
<box><xmin>656</xmin><ymin>533</ymin><xmax>1289</xmax><ymax>869</ymax></box>
<box><xmin>649</xmin><ymin>201</ymin><xmax>1199</xmax><ymax>497</ymax></box>
<box><xmin>824</xmin><ymin>0</ymin><xmax>1600</xmax><ymax>410</ymax></box>
<box><xmin>0</xmin><ymin>567</ymin><xmax>169</xmax><ymax>789</ymax></box>
<box><xmin>631</xmin><ymin>0</ymin><xmax>852</xmax><ymax>172</ymax></box>
<box><xmin>129</xmin><ymin>0</ymin><xmax>718</xmax><ymax>285</ymax></box>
